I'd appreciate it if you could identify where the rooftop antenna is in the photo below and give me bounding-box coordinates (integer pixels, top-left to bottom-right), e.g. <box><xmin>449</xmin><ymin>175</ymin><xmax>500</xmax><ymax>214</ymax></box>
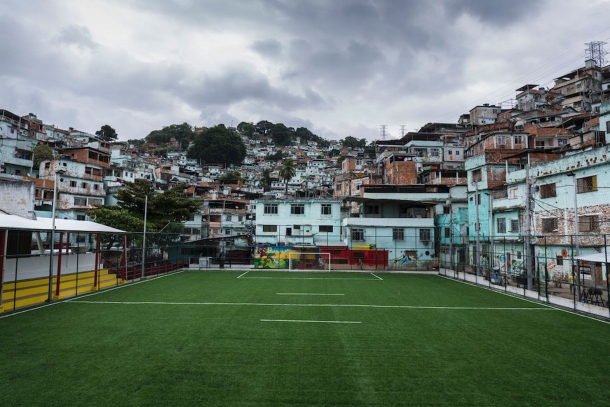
<box><xmin>585</xmin><ymin>41</ymin><xmax>608</xmax><ymax>66</ymax></box>
<box><xmin>399</xmin><ymin>125</ymin><xmax>406</xmax><ymax>137</ymax></box>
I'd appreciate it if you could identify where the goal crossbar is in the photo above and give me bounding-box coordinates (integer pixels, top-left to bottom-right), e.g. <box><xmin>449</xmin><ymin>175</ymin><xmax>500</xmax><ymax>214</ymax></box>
<box><xmin>288</xmin><ymin>252</ymin><xmax>332</xmax><ymax>272</ymax></box>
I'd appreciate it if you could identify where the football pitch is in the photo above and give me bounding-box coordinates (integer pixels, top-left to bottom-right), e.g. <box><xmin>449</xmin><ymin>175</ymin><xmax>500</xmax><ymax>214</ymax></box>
<box><xmin>2</xmin><ymin>270</ymin><xmax>610</xmax><ymax>406</ymax></box>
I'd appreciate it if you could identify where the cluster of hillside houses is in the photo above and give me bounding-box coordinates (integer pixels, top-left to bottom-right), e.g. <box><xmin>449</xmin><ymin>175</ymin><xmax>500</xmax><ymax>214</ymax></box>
<box><xmin>2</xmin><ymin>59</ymin><xmax>610</xmax><ymax>283</ymax></box>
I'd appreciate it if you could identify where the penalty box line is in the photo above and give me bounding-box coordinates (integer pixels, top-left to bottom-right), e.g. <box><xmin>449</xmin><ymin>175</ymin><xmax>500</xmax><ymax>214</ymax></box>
<box><xmin>68</xmin><ymin>300</ymin><xmax>554</xmax><ymax>311</ymax></box>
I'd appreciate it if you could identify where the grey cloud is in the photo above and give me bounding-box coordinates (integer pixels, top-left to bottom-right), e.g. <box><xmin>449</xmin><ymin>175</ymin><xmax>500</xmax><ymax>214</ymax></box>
<box><xmin>183</xmin><ymin>68</ymin><xmax>329</xmax><ymax>111</ymax></box>
<box><xmin>251</xmin><ymin>39</ymin><xmax>282</xmax><ymax>58</ymax></box>
<box><xmin>58</xmin><ymin>25</ymin><xmax>99</xmax><ymax>50</ymax></box>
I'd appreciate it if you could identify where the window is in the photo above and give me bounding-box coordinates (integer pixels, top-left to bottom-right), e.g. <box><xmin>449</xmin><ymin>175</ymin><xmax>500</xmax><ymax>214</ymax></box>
<box><xmin>514</xmin><ymin>135</ymin><xmax>523</xmax><ymax>145</ymax></box>
<box><xmin>70</xmin><ymin>181</ymin><xmax>77</xmax><ymax>187</ymax></box>
<box><xmin>291</xmin><ymin>204</ymin><xmax>305</xmax><ymax>215</ymax></box>
<box><xmin>510</xmin><ymin>219</ymin><xmax>519</xmax><ymax>232</ymax></box>
<box><xmin>444</xmin><ymin>227</ymin><xmax>450</xmax><ymax>238</ymax></box>
<box><xmin>540</xmin><ymin>183</ymin><xmax>556</xmax><ymax>198</ymax></box>
<box><xmin>579</xmin><ymin>215</ymin><xmax>600</xmax><ymax>232</ymax></box>
<box><xmin>577</xmin><ymin>176</ymin><xmax>597</xmax><ymax>193</ymax></box>
<box><xmin>556</xmin><ymin>256</ymin><xmax>563</xmax><ymax>266</ymax></box>
<box><xmin>264</xmin><ymin>204</ymin><xmax>278</xmax><ymax>214</ymax></box>
<box><xmin>93</xmin><ymin>184</ymin><xmax>99</xmax><ymax>191</ymax></box>
<box><xmin>353</xmin><ymin>252</ymin><xmax>365</xmax><ymax>260</ymax></box>
<box><xmin>448</xmin><ymin>150</ymin><xmax>453</xmax><ymax>155</ymax></box>
<box><xmin>393</xmin><ymin>228</ymin><xmax>404</xmax><ymax>240</ymax></box>
<box><xmin>88</xmin><ymin>198</ymin><xmax>103</xmax><ymax>206</ymax></box>
<box><xmin>335</xmin><ymin>184</ymin><xmax>341</xmax><ymax>191</ymax></box>
<box><xmin>319</xmin><ymin>225</ymin><xmax>333</xmax><ymax>233</ymax></box>
<box><xmin>419</xmin><ymin>229</ymin><xmax>431</xmax><ymax>242</ymax></box>
<box><xmin>74</xmin><ymin>197</ymin><xmax>87</xmax><ymax>206</ymax></box>
<box><xmin>262</xmin><ymin>225</ymin><xmax>277</xmax><ymax>232</ymax></box>
<box><xmin>542</xmin><ymin>218</ymin><xmax>558</xmax><ymax>233</ymax></box>
<box><xmin>497</xmin><ymin>136</ymin><xmax>507</xmax><ymax>146</ymax></box>
<box><xmin>508</xmin><ymin>187</ymin><xmax>518</xmax><ymax>199</ymax></box>
<box><xmin>294</xmin><ymin>225</ymin><xmax>301</xmax><ymax>230</ymax></box>
<box><xmin>226</xmin><ymin>215</ymin><xmax>232</xmax><ymax>221</ymax></box>
<box><xmin>558</xmin><ymin>139</ymin><xmax>568</xmax><ymax>147</ymax></box>
<box><xmin>352</xmin><ymin>228</ymin><xmax>365</xmax><ymax>241</ymax></box>
<box><xmin>76</xmin><ymin>215</ymin><xmax>86</xmax><ymax>221</ymax></box>
<box><xmin>535</xmin><ymin>140</ymin><xmax>545</xmax><ymax>148</ymax></box>
<box><xmin>430</xmin><ymin>149</ymin><xmax>440</xmax><ymax>157</ymax></box>
<box><xmin>472</xmin><ymin>169</ymin><xmax>482</xmax><ymax>182</ymax></box>
<box><xmin>365</xmin><ymin>205</ymin><xmax>379</xmax><ymax>214</ymax></box>
<box><xmin>443</xmin><ymin>206</ymin><xmax>451</xmax><ymax>214</ymax></box>
<box><xmin>321</xmin><ymin>204</ymin><xmax>332</xmax><ymax>215</ymax></box>
<box><xmin>455</xmin><ymin>150</ymin><xmax>460</xmax><ymax>156</ymax></box>
<box><xmin>497</xmin><ymin>218</ymin><xmax>506</xmax><ymax>233</ymax></box>
<box><xmin>517</xmin><ymin>251</ymin><xmax>522</xmax><ymax>259</ymax></box>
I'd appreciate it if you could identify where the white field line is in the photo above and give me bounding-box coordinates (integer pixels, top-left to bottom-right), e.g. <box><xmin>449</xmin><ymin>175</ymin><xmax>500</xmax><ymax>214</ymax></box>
<box><xmin>437</xmin><ymin>274</ymin><xmax>610</xmax><ymax>325</ymax></box>
<box><xmin>370</xmin><ymin>273</ymin><xmax>383</xmax><ymax>280</ymax></box>
<box><xmin>261</xmin><ymin>319</ymin><xmax>361</xmax><ymax>324</ymax></box>
<box><xmin>276</xmin><ymin>293</ymin><xmax>344</xmax><ymax>296</ymax></box>
<box><xmin>68</xmin><ymin>300</ymin><xmax>554</xmax><ymax>311</ymax></box>
<box><xmin>0</xmin><ymin>270</ymin><xmax>186</xmax><ymax>320</ymax></box>
<box><xmin>237</xmin><ymin>271</ymin><xmax>250</xmax><ymax>278</ymax></box>
<box><xmin>239</xmin><ymin>276</ymin><xmax>379</xmax><ymax>281</ymax></box>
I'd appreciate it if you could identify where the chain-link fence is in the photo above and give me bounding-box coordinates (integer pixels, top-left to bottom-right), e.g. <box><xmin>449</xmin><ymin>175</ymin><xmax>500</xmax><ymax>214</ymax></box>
<box><xmin>3</xmin><ymin>226</ymin><xmax>609</xmax><ymax>318</ymax></box>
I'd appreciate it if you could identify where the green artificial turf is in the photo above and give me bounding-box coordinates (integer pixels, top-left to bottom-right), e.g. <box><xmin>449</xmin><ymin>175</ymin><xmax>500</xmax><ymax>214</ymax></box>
<box><xmin>1</xmin><ymin>270</ymin><xmax>609</xmax><ymax>406</ymax></box>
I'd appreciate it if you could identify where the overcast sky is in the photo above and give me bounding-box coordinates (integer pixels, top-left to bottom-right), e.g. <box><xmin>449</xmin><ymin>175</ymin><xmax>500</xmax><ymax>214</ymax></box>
<box><xmin>1</xmin><ymin>0</ymin><xmax>610</xmax><ymax>142</ymax></box>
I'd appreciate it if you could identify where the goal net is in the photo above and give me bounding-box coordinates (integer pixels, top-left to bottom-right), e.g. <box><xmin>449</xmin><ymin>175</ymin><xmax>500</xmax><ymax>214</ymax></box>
<box><xmin>287</xmin><ymin>252</ymin><xmax>332</xmax><ymax>272</ymax></box>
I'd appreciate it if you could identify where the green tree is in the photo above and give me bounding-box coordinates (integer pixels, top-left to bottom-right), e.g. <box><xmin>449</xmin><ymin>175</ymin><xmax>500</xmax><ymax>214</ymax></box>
<box><xmin>261</xmin><ymin>169</ymin><xmax>272</xmax><ymax>191</ymax></box>
<box><xmin>342</xmin><ymin>136</ymin><xmax>366</xmax><ymax>149</ymax></box>
<box><xmin>88</xmin><ymin>180</ymin><xmax>201</xmax><ymax>249</ymax></box>
<box><xmin>187</xmin><ymin>124</ymin><xmax>246</xmax><ymax>166</ymax></box>
<box><xmin>219</xmin><ymin>170</ymin><xmax>246</xmax><ymax>184</ymax></box>
<box><xmin>237</xmin><ymin>121</ymin><xmax>256</xmax><ymax>137</ymax></box>
<box><xmin>255</xmin><ymin>120</ymin><xmax>274</xmax><ymax>135</ymax></box>
<box><xmin>265</xmin><ymin>151</ymin><xmax>286</xmax><ymax>162</ymax></box>
<box><xmin>145</xmin><ymin>123</ymin><xmax>193</xmax><ymax>147</ymax></box>
<box><xmin>32</xmin><ymin>143</ymin><xmax>55</xmax><ymax>169</ymax></box>
<box><xmin>95</xmin><ymin>125</ymin><xmax>118</xmax><ymax>141</ymax></box>
<box><xmin>279</xmin><ymin>158</ymin><xmax>296</xmax><ymax>195</ymax></box>
<box><xmin>270</xmin><ymin>123</ymin><xmax>294</xmax><ymax>146</ymax></box>
<box><xmin>328</xmin><ymin>148</ymin><xmax>341</xmax><ymax>158</ymax></box>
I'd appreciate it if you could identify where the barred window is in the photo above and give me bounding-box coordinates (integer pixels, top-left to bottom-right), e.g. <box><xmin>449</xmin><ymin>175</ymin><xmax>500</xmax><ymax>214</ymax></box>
<box><xmin>393</xmin><ymin>228</ymin><xmax>404</xmax><ymax>240</ymax></box>
<box><xmin>542</xmin><ymin>218</ymin><xmax>558</xmax><ymax>233</ymax></box>
<box><xmin>444</xmin><ymin>227</ymin><xmax>450</xmax><ymax>238</ymax></box>
<box><xmin>352</xmin><ymin>228</ymin><xmax>365</xmax><ymax>241</ymax></box>
<box><xmin>540</xmin><ymin>183</ymin><xmax>556</xmax><ymax>198</ymax></box>
<box><xmin>319</xmin><ymin>225</ymin><xmax>333</xmax><ymax>233</ymax></box>
<box><xmin>579</xmin><ymin>215</ymin><xmax>600</xmax><ymax>232</ymax></box>
<box><xmin>497</xmin><ymin>218</ymin><xmax>506</xmax><ymax>234</ymax></box>
<box><xmin>577</xmin><ymin>176</ymin><xmax>597</xmax><ymax>193</ymax></box>
<box><xmin>420</xmin><ymin>229</ymin><xmax>431</xmax><ymax>241</ymax></box>
<box><xmin>262</xmin><ymin>225</ymin><xmax>277</xmax><ymax>232</ymax></box>
<box><xmin>365</xmin><ymin>205</ymin><xmax>379</xmax><ymax>214</ymax></box>
<box><xmin>510</xmin><ymin>219</ymin><xmax>519</xmax><ymax>232</ymax></box>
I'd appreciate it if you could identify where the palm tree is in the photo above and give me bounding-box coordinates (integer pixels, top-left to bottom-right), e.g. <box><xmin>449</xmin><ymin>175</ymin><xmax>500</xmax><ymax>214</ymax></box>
<box><xmin>279</xmin><ymin>158</ymin><xmax>296</xmax><ymax>195</ymax></box>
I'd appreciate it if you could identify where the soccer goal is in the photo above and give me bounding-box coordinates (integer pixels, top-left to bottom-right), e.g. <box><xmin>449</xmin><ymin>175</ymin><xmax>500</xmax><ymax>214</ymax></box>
<box><xmin>287</xmin><ymin>252</ymin><xmax>332</xmax><ymax>272</ymax></box>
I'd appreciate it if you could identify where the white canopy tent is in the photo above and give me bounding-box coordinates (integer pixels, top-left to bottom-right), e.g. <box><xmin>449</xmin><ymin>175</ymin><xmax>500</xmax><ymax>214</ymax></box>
<box><xmin>0</xmin><ymin>213</ymin><xmax>125</xmax><ymax>234</ymax></box>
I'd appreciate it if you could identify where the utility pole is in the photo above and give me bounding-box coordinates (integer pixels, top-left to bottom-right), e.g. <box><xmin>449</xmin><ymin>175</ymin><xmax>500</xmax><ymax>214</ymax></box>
<box><xmin>447</xmin><ymin>194</ymin><xmax>453</xmax><ymax>271</ymax></box>
<box><xmin>524</xmin><ymin>164</ymin><xmax>533</xmax><ymax>290</ymax></box>
<box><xmin>380</xmin><ymin>125</ymin><xmax>387</xmax><ymax>141</ymax></box>
<box><xmin>400</xmin><ymin>125</ymin><xmax>406</xmax><ymax>137</ymax></box>
<box><xmin>474</xmin><ymin>182</ymin><xmax>480</xmax><ymax>277</ymax></box>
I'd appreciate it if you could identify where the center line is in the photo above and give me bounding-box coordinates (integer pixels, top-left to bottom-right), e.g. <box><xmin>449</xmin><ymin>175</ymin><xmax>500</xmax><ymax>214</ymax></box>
<box><xmin>261</xmin><ymin>319</ymin><xmax>361</xmax><ymax>324</ymax></box>
<box><xmin>276</xmin><ymin>293</ymin><xmax>344</xmax><ymax>296</ymax></box>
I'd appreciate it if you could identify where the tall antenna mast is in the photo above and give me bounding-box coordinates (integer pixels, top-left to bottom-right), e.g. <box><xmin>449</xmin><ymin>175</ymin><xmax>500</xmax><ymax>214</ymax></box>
<box><xmin>399</xmin><ymin>125</ymin><xmax>406</xmax><ymax>137</ymax></box>
<box><xmin>585</xmin><ymin>41</ymin><xmax>608</xmax><ymax>66</ymax></box>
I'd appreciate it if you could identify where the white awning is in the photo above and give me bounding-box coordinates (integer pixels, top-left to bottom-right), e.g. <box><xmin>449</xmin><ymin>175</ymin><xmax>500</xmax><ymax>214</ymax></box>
<box><xmin>0</xmin><ymin>213</ymin><xmax>125</xmax><ymax>233</ymax></box>
<box><xmin>575</xmin><ymin>252</ymin><xmax>610</xmax><ymax>263</ymax></box>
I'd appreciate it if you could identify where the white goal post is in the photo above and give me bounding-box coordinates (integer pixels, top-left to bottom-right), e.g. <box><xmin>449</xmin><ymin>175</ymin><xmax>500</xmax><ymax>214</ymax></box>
<box><xmin>287</xmin><ymin>252</ymin><xmax>332</xmax><ymax>272</ymax></box>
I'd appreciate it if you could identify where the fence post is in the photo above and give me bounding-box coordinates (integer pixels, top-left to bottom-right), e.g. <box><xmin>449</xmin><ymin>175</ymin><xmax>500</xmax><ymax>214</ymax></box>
<box><xmin>54</xmin><ymin>232</ymin><xmax>64</xmax><ymax>299</ymax></box>
<box><xmin>93</xmin><ymin>233</ymin><xmax>100</xmax><ymax>290</ymax></box>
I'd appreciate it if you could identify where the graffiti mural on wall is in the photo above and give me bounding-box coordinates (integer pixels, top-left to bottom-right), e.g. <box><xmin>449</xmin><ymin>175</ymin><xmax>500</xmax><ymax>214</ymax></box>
<box><xmin>253</xmin><ymin>245</ymin><xmax>297</xmax><ymax>269</ymax></box>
